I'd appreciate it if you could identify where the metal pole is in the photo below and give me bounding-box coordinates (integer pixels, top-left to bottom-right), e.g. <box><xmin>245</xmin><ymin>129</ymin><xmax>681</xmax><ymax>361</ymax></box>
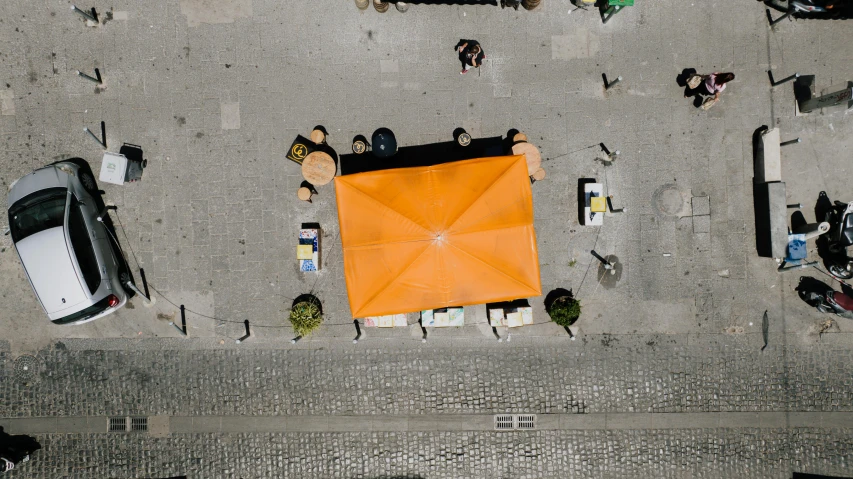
<box><xmin>169</xmin><ymin>321</ymin><xmax>187</xmax><ymax>336</ymax></box>
<box><xmin>771</xmin><ymin>72</ymin><xmax>799</xmax><ymax>86</ymax></box>
<box><xmin>235</xmin><ymin>320</ymin><xmax>251</xmax><ymax>344</ymax></box>
<box><xmin>100</xmin><ymin>121</ymin><xmax>107</xmax><ymax>148</ymax></box>
<box><xmin>76</xmin><ymin>70</ymin><xmax>102</xmax><ymax>84</ymax></box>
<box><xmin>71</xmin><ymin>5</ymin><xmax>98</xmax><ymax>23</ymax></box>
<box><xmin>767</xmin><ymin>8</ymin><xmax>792</xmax><ymax>26</ymax></box>
<box><xmin>180</xmin><ymin>305</ymin><xmax>187</xmax><ymax>334</ymax></box>
<box><xmin>780</xmin><ymin>138</ymin><xmax>801</xmax><ymax>147</ymax></box>
<box><xmin>492</xmin><ymin>326</ymin><xmax>502</xmax><ymax>342</ymax></box>
<box><xmin>605</xmin><ymin>76</ymin><xmax>622</xmax><ymax>90</ymax></box>
<box><xmin>83</xmin><ymin>127</ymin><xmax>104</xmax><ymax>147</ymax></box>
<box><xmin>787</xmin><ymin>203</ymin><xmax>803</xmax><ymax>209</ymax></box>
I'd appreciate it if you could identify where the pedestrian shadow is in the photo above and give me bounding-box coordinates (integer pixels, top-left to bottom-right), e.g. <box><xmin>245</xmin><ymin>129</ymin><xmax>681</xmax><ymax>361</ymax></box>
<box><xmin>677</xmin><ymin>68</ymin><xmax>709</xmax><ymax>107</ymax></box>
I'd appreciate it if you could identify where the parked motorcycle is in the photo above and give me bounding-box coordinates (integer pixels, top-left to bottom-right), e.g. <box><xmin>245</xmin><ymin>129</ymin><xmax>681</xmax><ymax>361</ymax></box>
<box><xmin>819</xmin><ymin>192</ymin><xmax>853</xmax><ymax>279</ymax></box>
<box><xmin>789</xmin><ymin>0</ymin><xmax>853</xmax><ymax>19</ymax></box>
<box><xmin>797</xmin><ymin>276</ymin><xmax>853</xmax><ymax>319</ymax></box>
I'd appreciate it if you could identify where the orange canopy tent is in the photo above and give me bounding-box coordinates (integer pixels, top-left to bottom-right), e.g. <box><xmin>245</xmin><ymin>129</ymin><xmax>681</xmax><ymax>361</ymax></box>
<box><xmin>335</xmin><ymin>155</ymin><xmax>541</xmax><ymax>318</ymax></box>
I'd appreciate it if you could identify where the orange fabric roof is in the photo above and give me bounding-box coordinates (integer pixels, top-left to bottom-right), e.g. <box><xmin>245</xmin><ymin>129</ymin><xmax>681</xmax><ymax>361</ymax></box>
<box><xmin>334</xmin><ymin>155</ymin><xmax>541</xmax><ymax>318</ymax></box>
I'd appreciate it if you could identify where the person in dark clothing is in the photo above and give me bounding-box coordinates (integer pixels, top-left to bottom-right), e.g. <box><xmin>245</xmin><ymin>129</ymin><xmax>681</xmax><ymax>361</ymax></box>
<box><xmin>0</xmin><ymin>428</ymin><xmax>40</xmax><ymax>474</ymax></box>
<box><xmin>455</xmin><ymin>39</ymin><xmax>485</xmax><ymax>75</ymax></box>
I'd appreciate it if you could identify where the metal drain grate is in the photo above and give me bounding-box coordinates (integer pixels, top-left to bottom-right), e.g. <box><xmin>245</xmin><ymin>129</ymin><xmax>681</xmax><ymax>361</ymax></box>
<box><xmin>494</xmin><ymin>414</ymin><xmax>537</xmax><ymax>430</ymax></box>
<box><xmin>516</xmin><ymin>414</ymin><xmax>536</xmax><ymax>429</ymax></box>
<box><xmin>109</xmin><ymin>417</ymin><xmax>127</xmax><ymax>432</ymax></box>
<box><xmin>14</xmin><ymin>355</ymin><xmax>40</xmax><ymax>382</ymax></box>
<box><xmin>130</xmin><ymin>417</ymin><xmax>148</xmax><ymax>431</ymax></box>
<box><xmin>494</xmin><ymin>415</ymin><xmax>514</xmax><ymax>430</ymax></box>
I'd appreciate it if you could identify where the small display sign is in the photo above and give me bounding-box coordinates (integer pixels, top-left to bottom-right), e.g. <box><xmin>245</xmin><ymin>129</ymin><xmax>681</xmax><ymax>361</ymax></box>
<box><xmin>286</xmin><ymin>135</ymin><xmax>315</xmax><ymax>165</ymax></box>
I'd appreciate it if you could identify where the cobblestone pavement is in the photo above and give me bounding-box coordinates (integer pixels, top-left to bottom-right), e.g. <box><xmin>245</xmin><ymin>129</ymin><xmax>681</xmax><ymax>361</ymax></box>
<box><xmin>5</xmin><ymin>429</ymin><xmax>853</xmax><ymax>479</ymax></box>
<box><xmin>4</xmin><ymin>340</ymin><xmax>853</xmax><ymax>418</ymax></box>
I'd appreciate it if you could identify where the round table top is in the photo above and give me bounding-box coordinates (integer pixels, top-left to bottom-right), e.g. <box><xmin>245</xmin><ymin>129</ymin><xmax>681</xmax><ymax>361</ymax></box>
<box><xmin>302</xmin><ymin>151</ymin><xmax>336</xmax><ymax>185</ymax></box>
<box><xmin>511</xmin><ymin>142</ymin><xmax>542</xmax><ymax>175</ymax></box>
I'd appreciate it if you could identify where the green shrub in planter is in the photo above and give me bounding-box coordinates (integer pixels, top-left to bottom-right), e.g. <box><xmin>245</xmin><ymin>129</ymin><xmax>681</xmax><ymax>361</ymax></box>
<box><xmin>289</xmin><ymin>299</ymin><xmax>323</xmax><ymax>337</ymax></box>
<box><xmin>548</xmin><ymin>296</ymin><xmax>581</xmax><ymax>327</ymax></box>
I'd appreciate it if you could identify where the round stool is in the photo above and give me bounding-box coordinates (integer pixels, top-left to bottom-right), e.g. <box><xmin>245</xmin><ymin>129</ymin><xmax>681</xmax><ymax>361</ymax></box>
<box><xmin>373</xmin><ymin>0</ymin><xmax>389</xmax><ymax>12</ymax></box>
<box><xmin>395</xmin><ymin>2</ymin><xmax>409</xmax><ymax>12</ymax></box>
<box><xmin>531</xmin><ymin>167</ymin><xmax>546</xmax><ymax>182</ymax></box>
<box><xmin>353</xmin><ymin>140</ymin><xmax>367</xmax><ymax>154</ymax></box>
<box><xmin>310</xmin><ymin>129</ymin><xmax>326</xmax><ymax>145</ymax></box>
<box><xmin>297</xmin><ymin>187</ymin><xmax>313</xmax><ymax>202</ymax></box>
<box><xmin>355</xmin><ymin>0</ymin><xmax>369</xmax><ymax>9</ymax></box>
<box><xmin>513</xmin><ymin>132</ymin><xmax>528</xmax><ymax>143</ymax></box>
<box><xmin>457</xmin><ymin>132</ymin><xmax>472</xmax><ymax>147</ymax></box>
<box><xmin>522</xmin><ymin>0</ymin><xmax>541</xmax><ymax>10</ymax></box>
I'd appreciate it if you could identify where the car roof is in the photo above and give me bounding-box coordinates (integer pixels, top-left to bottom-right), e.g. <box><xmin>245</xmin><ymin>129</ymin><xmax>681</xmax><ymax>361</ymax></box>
<box><xmin>15</xmin><ymin>226</ymin><xmax>91</xmax><ymax>317</ymax></box>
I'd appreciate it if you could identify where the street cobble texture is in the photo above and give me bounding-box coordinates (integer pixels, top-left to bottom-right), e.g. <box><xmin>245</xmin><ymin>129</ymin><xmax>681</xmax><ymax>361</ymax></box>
<box><xmin>6</xmin><ymin>429</ymin><xmax>853</xmax><ymax>479</ymax></box>
<box><xmin>4</xmin><ymin>342</ymin><xmax>853</xmax><ymax>417</ymax></box>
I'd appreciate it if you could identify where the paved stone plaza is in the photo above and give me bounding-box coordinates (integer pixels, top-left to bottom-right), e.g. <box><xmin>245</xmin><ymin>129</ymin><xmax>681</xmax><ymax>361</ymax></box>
<box><xmin>1</xmin><ymin>0</ymin><xmax>853</xmax><ymax>477</ymax></box>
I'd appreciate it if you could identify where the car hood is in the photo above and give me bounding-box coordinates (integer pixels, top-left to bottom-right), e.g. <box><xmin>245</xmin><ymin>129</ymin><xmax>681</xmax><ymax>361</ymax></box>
<box><xmin>15</xmin><ymin>226</ymin><xmax>89</xmax><ymax>316</ymax></box>
<box><xmin>8</xmin><ymin>166</ymin><xmax>70</xmax><ymax>208</ymax></box>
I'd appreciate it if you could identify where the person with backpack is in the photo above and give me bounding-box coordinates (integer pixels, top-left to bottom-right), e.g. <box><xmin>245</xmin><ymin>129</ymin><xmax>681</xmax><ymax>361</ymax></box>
<box><xmin>456</xmin><ymin>40</ymin><xmax>485</xmax><ymax>75</ymax></box>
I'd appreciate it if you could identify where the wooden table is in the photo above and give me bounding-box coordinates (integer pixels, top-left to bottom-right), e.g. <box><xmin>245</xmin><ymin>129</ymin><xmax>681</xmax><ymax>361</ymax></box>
<box><xmin>511</xmin><ymin>142</ymin><xmax>542</xmax><ymax>175</ymax></box>
<box><xmin>301</xmin><ymin>151</ymin><xmax>336</xmax><ymax>185</ymax></box>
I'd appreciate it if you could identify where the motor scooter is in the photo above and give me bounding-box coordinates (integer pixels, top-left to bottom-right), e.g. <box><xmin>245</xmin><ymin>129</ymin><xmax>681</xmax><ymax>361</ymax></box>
<box><xmin>789</xmin><ymin>0</ymin><xmax>853</xmax><ymax>18</ymax></box>
<box><xmin>818</xmin><ymin>192</ymin><xmax>853</xmax><ymax>279</ymax></box>
<box><xmin>797</xmin><ymin>276</ymin><xmax>853</xmax><ymax>319</ymax></box>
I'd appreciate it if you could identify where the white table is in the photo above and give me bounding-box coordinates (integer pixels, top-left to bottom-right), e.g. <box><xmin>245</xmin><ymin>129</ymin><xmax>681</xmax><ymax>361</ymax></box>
<box><xmin>583</xmin><ymin>183</ymin><xmax>605</xmax><ymax>226</ymax></box>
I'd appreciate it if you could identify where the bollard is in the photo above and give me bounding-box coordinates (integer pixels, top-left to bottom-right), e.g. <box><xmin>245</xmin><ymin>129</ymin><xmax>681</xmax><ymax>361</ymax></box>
<box><xmin>787</xmin><ymin>203</ymin><xmax>803</xmax><ymax>209</ymax></box>
<box><xmin>290</xmin><ymin>335</ymin><xmax>302</xmax><ymax>344</ymax></box>
<box><xmin>564</xmin><ymin>326</ymin><xmax>576</xmax><ymax>340</ymax></box>
<box><xmin>604</xmin><ymin>75</ymin><xmax>622</xmax><ymax>91</ymax></box>
<box><xmin>180</xmin><ymin>305</ymin><xmax>187</xmax><ymax>334</ymax></box>
<box><xmin>139</xmin><ymin>268</ymin><xmax>151</xmax><ymax>300</ymax></box>
<box><xmin>780</xmin><ymin>138</ymin><xmax>801</xmax><ymax>147</ymax></box>
<box><xmin>769</xmin><ymin>71</ymin><xmax>799</xmax><ymax>87</ymax></box>
<box><xmin>353</xmin><ymin>319</ymin><xmax>362</xmax><ymax>344</ymax></box>
<box><xmin>590</xmin><ymin>250</ymin><xmax>613</xmax><ymax>269</ymax></box>
<box><xmin>76</xmin><ymin>69</ymin><xmax>102</xmax><ymax>85</ymax></box>
<box><xmin>235</xmin><ymin>320</ymin><xmax>251</xmax><ymax>343</ymax></box>
<box><xmin>71</xmin><ymin>5</ymin><xmax>98</xmax><ymax>23</ymax></box>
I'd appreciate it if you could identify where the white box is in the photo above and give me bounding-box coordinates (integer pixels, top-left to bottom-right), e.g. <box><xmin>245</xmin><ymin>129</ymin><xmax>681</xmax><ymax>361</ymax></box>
<box><xmin>99</xmin><ymin>152</ymin><xmax>128</xmax><ymax>185</ymax></box>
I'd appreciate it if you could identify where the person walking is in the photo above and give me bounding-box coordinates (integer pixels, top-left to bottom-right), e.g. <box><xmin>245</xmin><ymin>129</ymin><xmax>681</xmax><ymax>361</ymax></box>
<box><xmin>456</xmin><ymin>39</ymin><xmax>485</xmax><ymax>75</ymax></box>
<box><xmin>684</xmin><ymin>71</ymin><xmax>735</xmax><ymax>107</ymax></box>
<box><xmin>0</xmin><ymin>428</ymin><xmax>39</xmax><ymax>474</ymax></box>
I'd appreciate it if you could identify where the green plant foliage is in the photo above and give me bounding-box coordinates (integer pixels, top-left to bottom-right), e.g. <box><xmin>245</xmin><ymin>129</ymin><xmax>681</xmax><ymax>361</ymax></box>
<box><xmin>548</xmin><ymin>296</ymin><xmax>581</xmax><ymax>327</ymax></box>
<box><xmin>289</xmin><ymin>299</ymin><xmax>323</xmax><ymax>337</ymax></box>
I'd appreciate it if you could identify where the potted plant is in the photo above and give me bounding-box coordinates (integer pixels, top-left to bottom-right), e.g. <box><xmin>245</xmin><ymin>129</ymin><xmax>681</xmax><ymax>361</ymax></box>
<box><xmin>546</xmin><ymin>292</ymin><xmax>581</xmax><ymax>328</ymax></box>
<box><xmin>289</xmin><ymin>295</ymin><xmax>323</xmax><ymax>337</ymax></box>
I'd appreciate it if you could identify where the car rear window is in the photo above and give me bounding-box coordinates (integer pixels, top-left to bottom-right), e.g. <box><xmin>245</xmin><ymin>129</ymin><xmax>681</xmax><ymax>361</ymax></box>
<box><xmin>68</xmin><ymin>197</ymin><xmax>101</xmax><ymax>294</ymax></box>
<box><xmin>8</xmin><ymin>188</ymin><xmax>67</xmax><ymax>242</ymax></box>
<box><xmin>52</xmin><ymin>294</ymin><xmax>113</xmax><ymax>325</ymax></box>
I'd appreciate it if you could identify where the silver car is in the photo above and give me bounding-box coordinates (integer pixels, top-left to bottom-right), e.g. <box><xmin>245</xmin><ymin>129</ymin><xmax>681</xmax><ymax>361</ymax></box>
<box><xmin>7</xmin><ymin>159</ymin><xmax>132</xmax><ymax>324</ymax></box>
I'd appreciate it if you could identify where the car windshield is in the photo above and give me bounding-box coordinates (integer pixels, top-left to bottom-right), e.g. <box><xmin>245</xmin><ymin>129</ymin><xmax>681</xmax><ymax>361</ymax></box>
<box><xmin>9</xmin><ymin>187</ymin><xmax>67</xmax><ymax>243</ymax></box>
<box><xmin>52</xmin><ymin>295</ymin><xmax>112</xmax><ymax>325</ymax></box>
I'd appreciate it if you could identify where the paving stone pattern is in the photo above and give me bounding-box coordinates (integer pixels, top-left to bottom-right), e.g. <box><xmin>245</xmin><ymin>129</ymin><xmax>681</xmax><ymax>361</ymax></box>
<box><xmin>3</xmin><ymin>344</ymin><xmax>853</xmax><ymax>417</ymax></box>
<box><xmin>6</xmin><ymin>429</ymin><xmax>853</xmax><ymax>479</ymax></box>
